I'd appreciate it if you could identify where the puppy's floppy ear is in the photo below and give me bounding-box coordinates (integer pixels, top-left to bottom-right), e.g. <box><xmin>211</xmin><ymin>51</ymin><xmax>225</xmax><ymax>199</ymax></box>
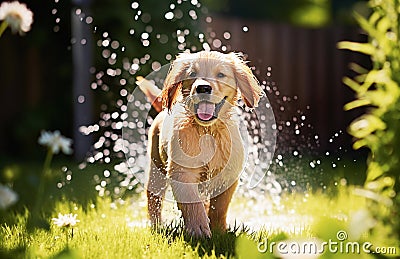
<box><xmin>161</xmin><ymin>55</ymin><xmax>190</xmax><ymax>111</ymax></box>
<box><xmin>230</xmin><ymin>53</ymin><xmax>264</xmax><ymax>108</ymax></box>
<box><xmin>161</xmin><ymin>82</ymin><xmax>180</xmax><ymax>111</ymax></box>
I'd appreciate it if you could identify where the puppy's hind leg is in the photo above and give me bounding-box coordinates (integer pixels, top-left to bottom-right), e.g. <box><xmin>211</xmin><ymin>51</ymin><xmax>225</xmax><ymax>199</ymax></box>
<box><xmin>147</xmin><ymin>166</ymin><xmax>167</xmax><ymax>226</ymax></box>
<box><xmin>146</xmin><ymin>122</ymin><xmax>167</xmax><ymax>226</ymax></box>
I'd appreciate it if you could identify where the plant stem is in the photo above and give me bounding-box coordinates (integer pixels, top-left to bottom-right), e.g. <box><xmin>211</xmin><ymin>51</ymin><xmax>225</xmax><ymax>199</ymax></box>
<box><xmin>0</xmin><ymin>21</ymin><xmax>8</xmax><ymax>37</ymax></box>
<box><xmin>33</xmin><ymin>148</ymin><xmax>53</xmax><ymax>216</ymax></box>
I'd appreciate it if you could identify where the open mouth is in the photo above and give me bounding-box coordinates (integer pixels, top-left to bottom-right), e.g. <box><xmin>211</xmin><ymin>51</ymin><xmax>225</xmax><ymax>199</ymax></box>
<box><xmin>194</xmin><ymin>97</ymin><xmax>226</xmax><ymax>122</ymax></box>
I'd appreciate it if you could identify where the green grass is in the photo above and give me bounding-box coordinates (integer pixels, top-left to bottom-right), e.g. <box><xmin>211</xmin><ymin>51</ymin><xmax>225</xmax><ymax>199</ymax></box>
<box><xmin>2</xmin><ymin>185</ymin><xmax>397</xmax><ymax>259</ymax></box>
<box><xmin>0</xmin><ymin>159</ymin><xmax>399</xmax><ymax>258</ymax></box>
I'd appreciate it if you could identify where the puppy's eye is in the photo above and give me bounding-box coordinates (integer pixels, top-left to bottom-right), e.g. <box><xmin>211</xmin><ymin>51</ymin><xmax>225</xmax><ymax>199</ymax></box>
<box><xmin>189</xmin><ymin>71</ymin><xmax>197</xmax><ymax>77</ymax></box>
<box><xmin>217</xmin><ymin>72</ymin><xmax>225</xmax><ymax>78</ymax></box>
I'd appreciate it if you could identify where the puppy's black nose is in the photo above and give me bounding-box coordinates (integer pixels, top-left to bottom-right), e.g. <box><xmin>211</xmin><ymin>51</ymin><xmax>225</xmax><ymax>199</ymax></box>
<box><xmin>196</xmin><ymin>84</ymin><xmax>212</xmax><ymax>94</ymax></box>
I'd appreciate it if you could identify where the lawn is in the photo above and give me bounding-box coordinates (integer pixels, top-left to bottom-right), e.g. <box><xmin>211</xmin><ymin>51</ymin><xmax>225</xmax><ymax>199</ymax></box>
<box><xmin>1</xmin><ymin>159</ymin><xmax>398</xmax><ymax>259</ymax></box>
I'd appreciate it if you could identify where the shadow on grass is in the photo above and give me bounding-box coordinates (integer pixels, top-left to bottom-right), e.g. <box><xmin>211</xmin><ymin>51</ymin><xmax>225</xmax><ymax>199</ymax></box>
<box><xmin>0</xmin><ymin>246</ymin><xmax>27</xmax><ymax>259</ymax></box>
<box><xmin>153</xmin><ymin>220</ymin><xmax>254</xmax><ymax>257</ymax></box>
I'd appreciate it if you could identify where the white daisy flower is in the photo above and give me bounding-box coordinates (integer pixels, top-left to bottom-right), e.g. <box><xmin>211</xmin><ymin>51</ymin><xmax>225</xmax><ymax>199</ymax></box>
<box><xmin>0</xmin><ymin>1</ymin><xmax>33</xmax><ymax>35</ymax></box>
<box><xmin>38</xmin><ymin>130</ymin><xmax>73</xmax><ymax>155</ymax></box>
<box><xmin>52</xmin><ymin>213</ymin><xmax>80</xmax><ymax>228</ymax></box>
<box><xmin>0</xmin><ymin>184</ymin><xmax>18</xmax><ymax>210</ymax></box>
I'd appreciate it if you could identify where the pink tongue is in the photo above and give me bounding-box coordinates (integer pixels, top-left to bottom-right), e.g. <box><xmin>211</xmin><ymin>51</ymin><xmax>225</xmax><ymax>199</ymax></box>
<box><xmin>197</xmin><ymin>102</ymin><xmax>215</xmax><ymax>121</ymax></box>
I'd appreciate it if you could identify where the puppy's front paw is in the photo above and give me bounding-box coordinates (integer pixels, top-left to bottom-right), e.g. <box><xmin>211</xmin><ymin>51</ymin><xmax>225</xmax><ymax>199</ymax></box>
<box><xmin>182</xmin><ymin>203</ymin><xmax>211</xmax><ymax>238</ymax></box>
<box><xmin>185</xmin><ymin>217</ymin><xmax>211</xmax><ymax>238</ymax></box>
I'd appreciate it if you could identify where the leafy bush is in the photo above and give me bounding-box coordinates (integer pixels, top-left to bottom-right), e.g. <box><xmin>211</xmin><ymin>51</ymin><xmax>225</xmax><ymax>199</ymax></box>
<box><xmin>338</xmin><ymin>0</ymin><xmax>400</xmax><ymax>244</ymax></box>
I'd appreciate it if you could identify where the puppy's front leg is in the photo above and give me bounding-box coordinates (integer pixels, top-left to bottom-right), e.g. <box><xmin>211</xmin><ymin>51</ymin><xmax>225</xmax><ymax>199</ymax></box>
<box><xmin>208</xmin><ymin>180</ymin><xmax>238</xmax><ymax>231</ymax></box>
<box><xmin>170</xmin><ymin>171</ymin><xmax>211</xmax><ymax>238</ymax></box>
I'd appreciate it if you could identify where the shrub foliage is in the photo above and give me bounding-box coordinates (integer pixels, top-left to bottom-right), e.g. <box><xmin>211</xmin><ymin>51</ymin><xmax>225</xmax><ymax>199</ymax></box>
<box><xmin>338</xmin><ymin>0</ymin><xmax>400</xmax><ymax>242</ymax></box>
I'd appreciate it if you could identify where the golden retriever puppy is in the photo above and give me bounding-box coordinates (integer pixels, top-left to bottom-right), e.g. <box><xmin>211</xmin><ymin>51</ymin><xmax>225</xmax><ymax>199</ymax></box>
<box><xmin>140</xmin><ymin>51</ymin><xmax>263</xmax><ymax>238</ymax></box>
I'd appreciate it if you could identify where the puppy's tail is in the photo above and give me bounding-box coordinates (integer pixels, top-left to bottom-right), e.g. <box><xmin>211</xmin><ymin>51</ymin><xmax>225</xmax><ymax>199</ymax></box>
<box><xmin>136</xmin><ymin>76</ymin><xmax>163</xmax><ymax>112</ymax></box>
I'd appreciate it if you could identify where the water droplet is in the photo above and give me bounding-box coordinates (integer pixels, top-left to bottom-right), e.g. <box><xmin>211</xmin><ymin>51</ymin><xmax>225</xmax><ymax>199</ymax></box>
<box><xmin>85</xmin><ymin>16</ymin><xmax>93</xmax><ymax>24</ymax></box>
<box><xmin>189</xmin><ymin>10</ymin><xmax>197</xmax><ymax>20</ymax></box>
<box><xmin>131</xmin><ymin>2</ymin><xmax>139</xmax><ymax>9</ymax></box>
<box><xmin>104</xmin><ymin>170</ymin><xmax>111</xmax><ymax>177</ymax></box>
<box><xmin>142</xmin><ymin>33</ymin><xmax>149</xmax><ymax>41</ymax></box>
<box><xmin>203</xmin><ymin>42</ymin><xmax>211</xmax><ymax>51</ymax></box>
<box><xmin>212</xmin><ymin>39</ymin><xmax>221</xmax><ymax>48</ymax></box>
<box><xmin>223</xmin><ymin>32</ymin><xmax>231</xmax><ymax>40</ymax></box>
<box><xmin>78</xmin><ymin>95</ymin><xmax>85</xmax><ymax>103</ymax></box>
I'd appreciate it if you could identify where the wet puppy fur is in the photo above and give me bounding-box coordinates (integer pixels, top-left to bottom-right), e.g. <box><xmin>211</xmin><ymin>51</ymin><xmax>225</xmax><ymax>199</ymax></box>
<box><xmin>145</xmin><ymin>51</ymin><xmax>263</xmax><ymax>237</ymax></box>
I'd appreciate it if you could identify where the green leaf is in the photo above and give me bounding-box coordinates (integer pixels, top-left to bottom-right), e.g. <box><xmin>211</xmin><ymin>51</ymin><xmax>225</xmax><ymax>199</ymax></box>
<box><xmin>337</xmin><ymin>41</ymin><xmax>376</xmax><ymax>56</ymax></box>
<box><xmin>367</xmin><ymin>69</ymin><xmax>390</xmax><ymax>84</ymax></box>
<box><xmin>366</xmin><ymin>162</ymin><xmax>385</xmax><ymax>182</ymax></box>
<box><xmin>364</xmin><ymin>89</ymin><xmax>395</xmax><ymax>108</ymax></box>
<box><xmin>349</xmin><ymin>62</ymin><xmax>369</xmax><ymax>74</ymax></box>
<box><xmin>353</xmin><ymin>139</ymin><xmax>368</xmax><ymax>150</ymax></box>
<box><xmin>355</xmin><ymin>12</ymin><xmax>388</xmax><ymax>46</ymax></box>
<box><xmin>377</xmin><ymin>16</ymin><xmax>391</xmax><ymax>34</ymax></box>
<box><xmin>348</xmin><ymin>114</ymin><xmax>386</xmax><ymax>139</ymax></box>
<box><xmin>342</xmin><ymin>77</ymin><xmax>362</xmax><ymax>92</ymax></box>
<box><xmin>344</xmin><ymin>99</ymin><xmax>371</xmax><ymax>111</ymax></box>
<box><xmin>367</xmin><ymin>11</ymin><xmax>381</xmax><ymax>27</ymax></box>
<box><xmin>358</xmin><ymin>69</ymin><xmax>390</xmax><ymax>93</ymax></box>
<box><xmin>355</xmin><ymin>12</ymin><xmax>375</xmax><ymax>33</ymax></box>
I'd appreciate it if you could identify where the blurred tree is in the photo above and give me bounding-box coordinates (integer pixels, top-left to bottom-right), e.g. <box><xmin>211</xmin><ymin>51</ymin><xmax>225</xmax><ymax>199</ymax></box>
<box><xmin>71</xmin><ymin>0</ymin><xmax>94</xmax><ymax>161</ymax></box>
<box><xmin>0</xmin><ymin>0</ymin><xmax>73</xmax><ymax>160</ymax></box>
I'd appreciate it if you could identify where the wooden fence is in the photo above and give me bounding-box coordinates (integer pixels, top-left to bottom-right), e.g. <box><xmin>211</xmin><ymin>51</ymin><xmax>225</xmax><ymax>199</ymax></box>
<box><xmin>0</xmin><ymin>16</ymin><xmax>369</xmax><ymax>156</ymax></box>
<box><xmin>206</xmin><ymin>16</ymin><xmax>369</xmax><ymax>153</ymax></box>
